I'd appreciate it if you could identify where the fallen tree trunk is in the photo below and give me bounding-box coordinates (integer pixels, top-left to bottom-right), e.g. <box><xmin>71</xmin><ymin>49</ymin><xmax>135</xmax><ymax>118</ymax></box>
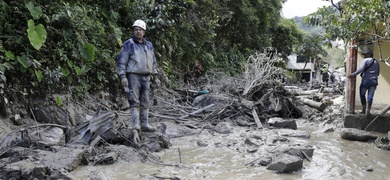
<box><xmin>303</xmin><ymin>99</ymin><xmax>326</xmax><ymax>111</ymax></box>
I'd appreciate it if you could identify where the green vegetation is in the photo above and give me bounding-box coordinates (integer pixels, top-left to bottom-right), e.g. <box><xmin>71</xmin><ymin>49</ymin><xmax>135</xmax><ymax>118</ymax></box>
<box><xmin>307</xmin><ymin>0</ymin><xmax>390</xmax><ymax>56</ymax></box>
<box><xmin>290</xmin><ymin>9</ymin><xmax>346</xmax><ymax>70</ymax></box>
<box><xmin>323</xmin><ymin>47</ymin><xmax>345</xmax><ymax>69</ymax></box>
<box><xmin>1</xmin><ymin>0</ymin><xmax>312</xmax><ymax>101</ymax></box>
<box><xmin>293</xmin><ymin>16</ymin><xmax>325</xmax><ymax>35</ymax></box>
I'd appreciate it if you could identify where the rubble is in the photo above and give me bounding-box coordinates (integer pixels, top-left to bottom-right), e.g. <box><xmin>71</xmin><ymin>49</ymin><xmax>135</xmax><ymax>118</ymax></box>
<box><xmin>0</xmin><ymin>52</ymin><xmax>354</xmax><ymax>178</ymax></box>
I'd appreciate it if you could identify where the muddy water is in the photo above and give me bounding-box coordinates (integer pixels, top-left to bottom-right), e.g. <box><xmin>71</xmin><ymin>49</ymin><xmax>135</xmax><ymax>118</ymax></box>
<box><xmin>71</xmin><ymin>125</ymin><xmax>390</xmax><ymax>180</ymax></box>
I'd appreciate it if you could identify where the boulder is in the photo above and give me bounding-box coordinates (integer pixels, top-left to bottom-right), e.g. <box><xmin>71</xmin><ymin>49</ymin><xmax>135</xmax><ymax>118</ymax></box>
<box><xmin>339</xmin><ymin>128</ymin><xmax>377</xmax><ymax>142</ymax></box>
<box><xmin>31</xmin><ymin>102</ymin><xmax>73</xmax><ymax>126</ymax></box>
<box><xmin>267</xmin><ymin>153</ymin><xmax>303</xmax><ymax>173</ymax></box>
<box><xmin>268</xmin><ymin>117</ymin><xmax>297</xmax><ymax>130</ymax></box>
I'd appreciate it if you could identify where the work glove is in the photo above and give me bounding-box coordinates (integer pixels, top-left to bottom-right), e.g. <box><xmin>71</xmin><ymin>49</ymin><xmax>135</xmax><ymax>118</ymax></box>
<box><xmin>152</xmin><ymin>74</ymin><xmax>161</xmax><ymax>88</ymax></box>
<box><xmin>121</xmin><ymin>76</ymin><xmax>128</xmax><ymax>88</ymax></box>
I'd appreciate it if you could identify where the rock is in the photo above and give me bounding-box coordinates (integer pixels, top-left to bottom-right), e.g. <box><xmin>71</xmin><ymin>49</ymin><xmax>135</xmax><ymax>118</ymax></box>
<box><xmin>339</xmin><ymin>128</ymin><xmax>377</xmax><ymax>142</ymax></box>
<box><xmin>49</xmin><ymin>168</ymin><xmax>76</xmax><ymax>179</ymax></box>
<box><xmin>197</xmin><ymin>140</ymin><xmax>208</xmax><ymax>147</ymax></box>
<box><xmin>259</xmin><ymin>157</ymin><xmax>272</xmax><ymax>166</ymax></box>
<box><xmin>31</xmin><ymin>102</ymin><xmax>73</xmax><ymax>126</ymax></box>
<box><xmin>31</xmin><ymin>166</ymin><xmax>48</xmax><ymax>179</ymax></box>
<box><xmin>213</xmin><ymin>122</ymin><xmax>233</xmax><ymax>134</ymax></box>
<box><xmin>268</xmin><ymin>118</ymin><xmax>297</xmax><ymax>130</ymax></box>
<box><xmin>30</xmin><ymin>127</ymin><xmax>65</xmax><ymax>147</ymax></box>
<box><xmin>284</xmin><ymin>145</ymin><xmax>315</xmax><ymax>159</ymax></box>
<box><xmin>3</xmin><ymin>164</ymin><xmax>24</xmax><ymax>179</ymax></box>
<box><xmin>267</xmin><ymin>153</ymin><xmax>303</xmax><ymax>173</ymax></box>
<box><xmin>39</xmin><ymin>147</ymin><xmax>85</xmax><ymax>171</ymax></box>
<box><xmin>270</xmin><ymin>144</ymin><xmax>314</xmax><ymax>160</ymax></box>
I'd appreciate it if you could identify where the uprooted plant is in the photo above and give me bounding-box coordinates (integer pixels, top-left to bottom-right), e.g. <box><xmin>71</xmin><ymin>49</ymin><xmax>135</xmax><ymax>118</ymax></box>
<box><xmin>242</xmin><ymin>50</ymin><xmax>286</xmax><ymax>96</ymax></box>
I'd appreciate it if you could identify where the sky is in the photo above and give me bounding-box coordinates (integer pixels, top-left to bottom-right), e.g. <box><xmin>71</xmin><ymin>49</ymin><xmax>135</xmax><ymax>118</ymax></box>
<box><xmin>282</xmin><ymin>0</ymin><xmax>340</xmax><ymax>18</ymax></box>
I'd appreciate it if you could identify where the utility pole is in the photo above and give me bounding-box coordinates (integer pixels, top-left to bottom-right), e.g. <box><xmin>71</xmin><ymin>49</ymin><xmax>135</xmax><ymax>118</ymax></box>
<box><xmin>346</xmin><ymin>40</ymin><xmax>357</xmax><ymax>114</ymax></box>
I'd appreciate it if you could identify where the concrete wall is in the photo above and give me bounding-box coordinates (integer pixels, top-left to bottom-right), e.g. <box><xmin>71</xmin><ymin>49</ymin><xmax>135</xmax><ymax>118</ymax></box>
<box><xmin>344</xmin><ymin>114</ymin><xmax>390</xmax><ymax>133</ymax></box>
<box><xmin>354</xmin><ymin>41</ymin><xmax>390</xmax><ymax>109</ymax></box>
<box><xmin>287</xmin><ymin>53</ymin><xmax>314</xmax><ymax>70</ymax></box>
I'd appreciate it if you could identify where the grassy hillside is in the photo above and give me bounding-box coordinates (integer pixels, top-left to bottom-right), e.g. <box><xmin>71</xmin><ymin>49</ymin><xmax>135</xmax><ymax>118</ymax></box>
<box><xmin>292</xmin><ymin>16</ymin><xmax>325</xmax><ymax>35</ymax></box>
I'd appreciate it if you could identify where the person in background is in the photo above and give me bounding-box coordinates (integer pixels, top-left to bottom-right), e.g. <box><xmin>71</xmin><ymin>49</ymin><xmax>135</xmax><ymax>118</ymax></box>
<box><xmin>321</xmin><ymin>64</ymin><xmax>329</xmax><ymax>87</ymax></box>
<box><xmin>330</xmin><ymin>72</ymin><xmax>335</xmax><ymax>84</ymax></box>
<box><xmin>116</xmin><ymin>19</ymin><xmax>160</xmax><ymax>133</ymax></box>
<box><xmin>348</xmin><ymin>50</ymin><xmax>380</xmax><ymax>115</ymax></box>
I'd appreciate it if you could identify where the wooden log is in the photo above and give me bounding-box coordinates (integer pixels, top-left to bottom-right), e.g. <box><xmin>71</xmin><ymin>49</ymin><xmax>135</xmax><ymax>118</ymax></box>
<box><xmin>297</xmin><ymin>90</ymin><xmax>319</xmax><ymax>95</ymax></box>
<box><xmin>252</xmin><ymin>108</ymin><xmax>263</xmax><ymax>129</ymax></box>
<box><xmin>287</xmin><ymin>89</ymin><xmax>319</xmax><ymax>96</ymax></box>
<box><xmin>284</xmin><ymin>86</ymin><xmax>299</xmax><ymax>89</ymax></box>
<box><xmin>321</xmin><ymin>87</ymin><xmax>336</xmax><ymax>93</ymax></box>
<box><xmin>303</xmin><ymin>98</ymin><xmax>326</xmax><ymax>111</ymax></box>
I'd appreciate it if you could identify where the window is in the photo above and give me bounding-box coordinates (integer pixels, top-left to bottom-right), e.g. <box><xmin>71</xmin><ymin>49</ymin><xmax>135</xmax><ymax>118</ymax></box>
<box><xmin>296</xmin><ymin>56</ymin><xmax>308</xmax><ymax>63</ymax></box>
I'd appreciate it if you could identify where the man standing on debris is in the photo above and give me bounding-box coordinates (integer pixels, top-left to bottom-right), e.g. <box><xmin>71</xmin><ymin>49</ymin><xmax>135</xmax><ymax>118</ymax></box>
<box><xmin>321</xmin><ymin>64</ymin><xmax>329</xmax><ymax>87</ymax></box>
<box><xmin>116</xmin><ymin>19</ymin><xmax>160</xmax><ymax>133</ymax></box>
<box><xmin>348</xmin><ymin>50</ymin><xmax>380</xmax><ymax>115</ymax></box>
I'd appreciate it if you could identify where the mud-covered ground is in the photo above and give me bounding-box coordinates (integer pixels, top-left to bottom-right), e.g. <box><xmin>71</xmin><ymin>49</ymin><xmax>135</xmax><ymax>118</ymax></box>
<box><xmin>0</xmin><ymin>76</ymin><xmax>352</xmax><ymax>180</ymax></box>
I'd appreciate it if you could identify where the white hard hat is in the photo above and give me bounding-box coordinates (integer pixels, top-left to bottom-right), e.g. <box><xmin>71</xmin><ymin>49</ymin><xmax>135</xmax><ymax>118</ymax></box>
<box><xmin>132</xmin><ymin>20</ymin><xmax>146</xmax><ymax>30</ymax></box>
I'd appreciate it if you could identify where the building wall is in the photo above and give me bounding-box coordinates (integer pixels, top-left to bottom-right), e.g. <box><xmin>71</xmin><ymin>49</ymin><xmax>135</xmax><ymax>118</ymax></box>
<box><xmin>354</xmin><ymin>41</ymin><xmax>390</xmax><ymax>109</ymax></box>
<box><xmin>286</xmin><ymin>53</ymin><xmax>314</xmax><ymax>70</ymax></box>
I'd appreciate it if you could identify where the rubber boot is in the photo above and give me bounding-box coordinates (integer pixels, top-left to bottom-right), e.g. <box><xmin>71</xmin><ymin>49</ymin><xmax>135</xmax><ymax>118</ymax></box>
<box><xmin>361</xmin><ymin>104</ymin><xmax>366</xmax><ymax>114</ymax></box>
<box><xmin>366</xmin><ymin>104</ymin><xmax>372</xmax><ymax>116</ymax></box>
<box><xmin>130</xmin><ymin>108</ymin><xmax>140</xmax><ymax>130</ymax></box>
<box><xmin>140</xmin><ymin>108</ymin><xmax>156</xmax><ymax>132</ymax></box>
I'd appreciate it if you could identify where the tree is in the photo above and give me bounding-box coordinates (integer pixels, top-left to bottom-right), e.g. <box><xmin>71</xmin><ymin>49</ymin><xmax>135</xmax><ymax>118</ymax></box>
<box><xmin>215</xmin><ymin>0</ymin><xmax>286</xmax><ymax>52</ymax></box>
<box><xmin>306</xmin><ymin>0</ymin><xmax>390</xmax><ymax>59</ymax></box>
<box><xmin>296</xmin><ymin>34</ymin><xmax>328</xmax><ymax>60</ymax></box>
<box><xmin>271</xmin><ymin>18</ymin><xmax>304</xmax><ymax>59</ymax></box>
<box><xmin>296</xmin><ymin>34</ymin><xmax>328</xmax><ymax>70</ymax></box>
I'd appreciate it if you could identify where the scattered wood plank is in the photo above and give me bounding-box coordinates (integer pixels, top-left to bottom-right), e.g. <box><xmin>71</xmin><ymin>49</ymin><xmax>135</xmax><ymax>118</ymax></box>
<box><xmin>252</xmin><ymin>108</ymin><xmax>263</xmax><ymax>129</ymax></box>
